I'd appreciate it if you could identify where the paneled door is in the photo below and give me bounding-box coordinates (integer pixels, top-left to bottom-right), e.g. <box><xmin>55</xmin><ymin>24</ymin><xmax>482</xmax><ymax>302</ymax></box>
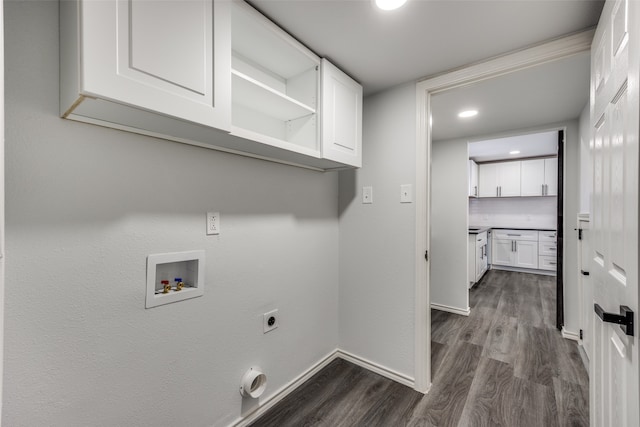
<box><xmin>590</xmin><ymin>0</ymin><xmax>639</xmax><ymax>426</ymax></box>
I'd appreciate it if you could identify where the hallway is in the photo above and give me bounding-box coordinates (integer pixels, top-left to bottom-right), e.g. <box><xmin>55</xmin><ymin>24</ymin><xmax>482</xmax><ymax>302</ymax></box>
<box><xmin>250</xmin><ymin>270</ymin><xmax>588</xmax><ymax>426</ymax></box>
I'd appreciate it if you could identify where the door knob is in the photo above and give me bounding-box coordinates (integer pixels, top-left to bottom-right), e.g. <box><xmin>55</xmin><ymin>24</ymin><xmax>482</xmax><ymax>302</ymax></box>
<box><xmin>594</xmin><ymin>304</ymin><xmax>634</xmax><ymax>336</ymax></box>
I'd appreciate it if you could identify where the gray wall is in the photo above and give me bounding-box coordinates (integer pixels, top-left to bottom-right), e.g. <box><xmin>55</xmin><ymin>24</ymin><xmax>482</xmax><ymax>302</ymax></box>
<box><xmin>4</xmin><ymin>2</ymin><xmax>339</xmax><ymax>426</ymax></box>
<box><xmin>431</xmin><ymin>138</ymin><xmax>469</xmax><ymax>312</ymax></box>
<box><xmin>338</xmin><ymin>83</ymin><xmax>416</xmax><ymax>378</ymax></box>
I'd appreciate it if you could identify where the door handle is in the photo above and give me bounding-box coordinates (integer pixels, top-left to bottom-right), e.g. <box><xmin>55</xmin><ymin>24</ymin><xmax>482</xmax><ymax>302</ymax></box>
<box><xmin>581</xmin><ymin>270</ymin><xmax>589</xmax><ymax>276</ymax></box>
<box><xmin>594</xmin><ymin>304</ymin><xmax>634</xmax><ymax>336</ymax></box>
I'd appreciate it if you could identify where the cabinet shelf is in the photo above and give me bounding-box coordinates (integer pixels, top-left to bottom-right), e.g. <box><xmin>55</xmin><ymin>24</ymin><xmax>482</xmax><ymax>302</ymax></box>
<box><xmin>232</xmin><ymin>69</ymin><xmax>315</xmax><ymax>122</ymax></box>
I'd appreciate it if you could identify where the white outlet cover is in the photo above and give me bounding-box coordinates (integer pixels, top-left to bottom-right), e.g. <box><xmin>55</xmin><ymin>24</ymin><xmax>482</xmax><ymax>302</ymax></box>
<box><xmin>206</xmin><ymin>212</ymin><xmax>220</xmax><ymax>235</ymax></box>
<box><xmin>362</xmin><ymin>186</ymin><xmax>373</xmax><ymax>204</ymax></box>
<box><xmin>400</xmin><ymin>184</ymin><xmax>413</xmax><ymax>203</ymax></box>
<box><xmin>263</xmin><ymin>309</ymin><xmax>279</xmax><ymax>333</ymax></box>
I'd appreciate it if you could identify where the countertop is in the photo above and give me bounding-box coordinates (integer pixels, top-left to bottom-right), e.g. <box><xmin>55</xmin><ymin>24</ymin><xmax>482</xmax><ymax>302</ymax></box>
<box><xmin>469</xmin><ymin>226</ymin><xmax>556</xmax><ymax>234</ymax></box>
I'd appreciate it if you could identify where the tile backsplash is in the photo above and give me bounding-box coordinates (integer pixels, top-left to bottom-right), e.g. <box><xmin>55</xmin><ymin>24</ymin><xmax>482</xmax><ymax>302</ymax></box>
<box><xmin>469</xmin><ymin>197</ymin><xmax>557</xmax><ymax>229</ymax></box>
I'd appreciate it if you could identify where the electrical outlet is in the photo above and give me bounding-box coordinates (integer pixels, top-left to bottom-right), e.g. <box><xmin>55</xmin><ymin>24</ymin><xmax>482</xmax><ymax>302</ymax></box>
<box><xmin>362</xmin><ymin>186</ymin><xmax>373</xmax><ymax>204</ymax></box>
<box><xmin>400</xmin><ymin>184</ymin><xmax>413</xmax><ymax>203</ymax></box>
<box><xmin>263</xmin><ymin>309</ymin><xmax>279</xmax><ymax>333</ymax></box>
<box><xmin>206</xmin><ymin>212</ymin><xmax>220</xmax><ymax>235</ymax></box>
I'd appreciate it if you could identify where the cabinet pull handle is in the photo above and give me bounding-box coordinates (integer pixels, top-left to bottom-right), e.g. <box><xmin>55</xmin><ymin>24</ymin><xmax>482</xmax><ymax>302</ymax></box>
<box><xmin>496</xmin><ymin>187</ymin><xmax>499</xmax><ymax>197</ymax></box>
<box><xmin>541</xmin><ymin>184</ymin><xmax>544</xmax><ymax>195</ymax></box>
<box><xmin>507</xmin><ymin>233</ymin><xmax>521</xmax><ymax>236</ymax></box>
<box><xmin>475</xmin><ymin>186</ymin><xmax>478</xmax><ymax>196</ymax></box>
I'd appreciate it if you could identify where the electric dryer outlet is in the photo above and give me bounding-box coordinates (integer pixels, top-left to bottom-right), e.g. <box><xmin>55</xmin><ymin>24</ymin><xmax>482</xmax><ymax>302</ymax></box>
<box><xmin>263</xmin><ymin>309</ymin><xmax>279</xmax><ymax>333</ymax></box>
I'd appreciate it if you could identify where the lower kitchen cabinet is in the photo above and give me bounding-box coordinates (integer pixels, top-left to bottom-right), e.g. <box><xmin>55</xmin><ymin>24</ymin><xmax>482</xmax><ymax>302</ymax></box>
<box><xmin>491</xmin><ymin>229</ymin><xmax>539</xmax><ymax>269</ymax></box>
<box><xmin>468</xmin><ymin>231</ymin><xmax>488</xmax><ymax>286</ymax></box>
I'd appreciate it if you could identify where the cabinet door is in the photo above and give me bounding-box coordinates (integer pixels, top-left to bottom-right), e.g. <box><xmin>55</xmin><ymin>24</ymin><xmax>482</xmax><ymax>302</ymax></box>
<box><xmin>515</xmin><ymin>240</ymin><xmax>538</xmax><ymax>269</ymax></box>
<box><xmin>80</xmin><ymin>0</ymin><xmax>231</xmax><ymax>130</ymax></box>
<box><xmin>478</xmin><ymin>163</ymin><xmax>499</xmax><ymax>197</ymax></box>
<box><xmin>469</xmin><ymin>160</ymin><xmax>479</xmax><ymax>197</ymax></box>
<box><xmin>544</xmin><ymin>158</ymin><xmax>558</xmax><ymax>196</ymax></box>
<box><xmin>492</xmin><ymin>239</ymin><xmax>514</xmax><ymax>265</ymax></box>
<box><xmin>321</xmin><ymin>59</ymin><xmax>362</xmax><ymax>167</ymax></box>
<box><xmin>498</xmin><ymin>161</ymin><xmax>521</xmax><ymax>197</ymax></box>
<box><xmin>520</xmin><ymin>159</ymin><xmax>545</xmax><ymax>196</ymax></box>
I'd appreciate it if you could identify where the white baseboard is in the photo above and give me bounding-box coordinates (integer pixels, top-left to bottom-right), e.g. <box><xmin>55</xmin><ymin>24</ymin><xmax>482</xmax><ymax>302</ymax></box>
<box><xmin>431</xmin><ymin>302</ymin><xmax>470</xmax><ymax>316</ymax></box>
<box><xmin>228</xmin><ymin>348</ymin><xmax>416</xmax><ymax>427</ymax></box>
<box><xmin>335</xmin><ymin>349</ymin><xmax>415</xmax><ymax>388</ymax></box>
<box><xmin>230</xmin><ymin>349</ymin><xmax>339</xmax><ymax>427</ymax></box>
<box><xmin>561</xmin><ymin>327</ymin><xmax>580</xmax><ymax>341</ymax></box>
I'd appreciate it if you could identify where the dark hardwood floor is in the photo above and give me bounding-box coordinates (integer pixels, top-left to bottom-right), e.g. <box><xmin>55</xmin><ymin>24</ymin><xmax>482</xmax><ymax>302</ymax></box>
<box><xmin>249</xmin><ymin>270</ymin><xmax>589</xmax><ymax>426</ymax></box>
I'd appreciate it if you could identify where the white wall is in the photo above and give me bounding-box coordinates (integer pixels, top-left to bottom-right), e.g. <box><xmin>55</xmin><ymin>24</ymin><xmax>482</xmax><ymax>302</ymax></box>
<box><xmin>469</xmin><ymin>197</ymin><xmax>557</xmax><ymax>229</ymax></box>
<box><xmin>431</xmin><ymin>138</ymin><xmax>469</xmax><ymax>312</ymax></box>
<box><xmin>578</xmin><ymin>103</ymin><xmax>591</xmax><ymax>213</ymax></box>
<box><xmin>338</xmin><ymin>83</ymin><xmax>416</xmax><ymax>379</ymax></box>
<box><xmin>3</xmin><ymin>3</ymin><xmax>339</xmax><ymax>426</ymax></box>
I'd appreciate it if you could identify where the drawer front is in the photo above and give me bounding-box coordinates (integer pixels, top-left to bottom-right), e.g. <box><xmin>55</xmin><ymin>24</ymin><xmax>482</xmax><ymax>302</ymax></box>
<box><xmin>475</xmin><ymin>231</ymin><xmax>487</xmax><ymax>245</ymax></box>
<box><xmin>538</xmin><ymin>242</ymin><xmax>557</xmax><ymax>256</ymax></box>
<box><xmin>539</xmin><ymin>230</ymin><xmax>557</xmax><ymax>242</ymax></box>
<box><xmin>492</xmin><ymin>229</ymin><xmax>538</xmax><ymax>241</ymax></box>
<box><xmin>539</xmin><ymin>255</ymin><xmax>557</xmax><ymax>271</ymax></box>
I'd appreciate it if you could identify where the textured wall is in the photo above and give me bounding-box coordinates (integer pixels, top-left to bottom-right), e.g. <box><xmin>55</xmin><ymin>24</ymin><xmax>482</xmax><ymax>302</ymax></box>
<box><xmin>3</xmin><ymin>2</ymin><xmax>339</xmax><ymax>426</ymax></box>
<box><xmin>338</xmin><ymin>83</ymin><xmax>416</xmax><ymax>379</ymax></box>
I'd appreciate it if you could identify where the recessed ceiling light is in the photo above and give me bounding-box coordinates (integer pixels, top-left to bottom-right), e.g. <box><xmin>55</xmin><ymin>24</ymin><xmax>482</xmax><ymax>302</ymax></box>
<box><xmin>458</xmin><ymin>110</ymin><xmax>478</xmax><ymax>118</ymax></box>
<box><xmin>374</xmin><ymin>0</ymin><xmax>407</xmax><ymax>11</ymax></box>
<box><xmin>509</xmin><ymin>150</ymin><xmax>521</xmax><ymax>155</ymax></box>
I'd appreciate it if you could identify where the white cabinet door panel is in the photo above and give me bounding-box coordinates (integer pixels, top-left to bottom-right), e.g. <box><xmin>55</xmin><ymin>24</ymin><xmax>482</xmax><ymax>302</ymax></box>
<box><xmin>321</xmin><ymin>59</ymin><xmax>362</xmax><ymax>167</ymax></box>
<box><xmin>544</xmin><ymin>158</ymin><xmax>558</xmax><ymax>196</ymax></box>
<box><xmin>479</xmin><ymin>163</ymin><xmax>498</xmax><ymax>197</ymax></box>
<box><xmin>498</xmin><ymin>161</ymin><xmax>521</xmax><ymax>197</ymax></box>
<box><xmin>492</xmin><ymin>239</ymin><xmax>514</xmax><ymax>266</ymax></box>
<box><xmin>515</xmin><ymin>240</ymin><xmax>538</xmax><ymax>269</ymax></box>
<box><xmin>521</xmin><ymin>159</ymin><xmax>545</xmax><ymax>196</ymax></box>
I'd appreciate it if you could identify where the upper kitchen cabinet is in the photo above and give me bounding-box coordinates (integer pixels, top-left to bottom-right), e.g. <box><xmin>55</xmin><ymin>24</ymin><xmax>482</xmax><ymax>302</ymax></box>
<box><xmin>60</xmin><ymin>0</ymin><xmax>362</xmax><ymax>171</ymax></box>
<box><xmin>60</xmin><ymin>0</ymin><xmax>231</xmax><ymax>130</ymax></box>
<box><xmin>521</xmin><ymin>158</ymin><xmax>558</xmax><ymax>196</ymax></box>
<box><xmin>468</xmin><ymin>160</ymin><xmax>479</xmax><ymax>197</ymax></box>
<box><xmin>321</xmin><ymin>59</ymin><xmax>363</xmax><ymax>168</ymax></box>
<box><xmin>230</xmin><ymin>1</ymin><xmax>320</xmax><ymax>158</ymax></box>
<box><xmin>478</xmin><ymin>161</ymin><xmax>521</xmax><ymax>197</ymax></box>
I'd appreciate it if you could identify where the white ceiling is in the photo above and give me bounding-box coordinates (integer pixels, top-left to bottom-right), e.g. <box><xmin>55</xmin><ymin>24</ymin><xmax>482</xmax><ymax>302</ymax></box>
<box><xmin>431</xmin><ymin>51</ymin><xmax>591</xmax><ymax>141</ymax></box>
<box><xmin>249</xmin><ymin>0</ymin><xmax>604</xmax><ymax>96</ymax></box>
<box><xmin>468</xmin><ymin>130</ymin><xmax>559</xmax><ymax>163</ymax></box>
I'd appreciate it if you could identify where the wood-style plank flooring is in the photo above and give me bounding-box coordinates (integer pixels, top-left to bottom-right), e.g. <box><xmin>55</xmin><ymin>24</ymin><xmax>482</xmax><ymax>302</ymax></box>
<box><xmin>249</xmin><ymin>270</ymin><xmax>589</xmax><ymax>426</ymax></box>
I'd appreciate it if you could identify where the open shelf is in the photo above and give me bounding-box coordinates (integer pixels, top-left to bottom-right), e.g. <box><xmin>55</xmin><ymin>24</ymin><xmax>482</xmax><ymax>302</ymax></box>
<box><xmin>232</xmin><ymin>69</ymin><xmax>315</xmax><ymax>121</ymax></box>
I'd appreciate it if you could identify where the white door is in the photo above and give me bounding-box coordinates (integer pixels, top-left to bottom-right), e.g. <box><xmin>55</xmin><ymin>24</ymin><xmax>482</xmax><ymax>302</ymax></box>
<box><xmin>521</xmin><ymin>158</ymin><xmax>545</xmax><ymax>196</ymax></box>
<box><xmin>544</xmin><ymin>157</ymin><xmax>558</xmax><ymax>196</ymax></box>
<box><xmin>80</xmin><ymin>0</ymin><xmax>231</xmax><ymax>130</ymax></box>
<box><xmin>590</xmin><ymin>0</ymin><xmax>639</xmax><ymax>425</ymax></box>
<box><xmin>321</xmin><ymin>58</ymin><xmax>363</xmax><ymax>167</ymax></box>
<box><xmin>497</xmin><ymin>161</ymin><xmax>521</xmax><ymax>197</ymax></box>
<box><xmin>514</xmin><ymin>240</ymin><xmax>538</xmax><ymax>269</ymax></box>
<box><xmin>478</xmin><ymin>163</ymin><xmax>498</xmax><ymax>197</ymax></box>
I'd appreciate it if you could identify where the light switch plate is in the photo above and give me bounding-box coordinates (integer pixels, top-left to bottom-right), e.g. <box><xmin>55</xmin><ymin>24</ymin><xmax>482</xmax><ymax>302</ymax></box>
<box><xmin>362</xmin><ymin>186</ymin><xmax>373</xmax><ymax>204</ymax></box>
<box><xmin>400</xmin><ymin>184</ymin><xmax>413</xmax><ymax>203</ymax></box>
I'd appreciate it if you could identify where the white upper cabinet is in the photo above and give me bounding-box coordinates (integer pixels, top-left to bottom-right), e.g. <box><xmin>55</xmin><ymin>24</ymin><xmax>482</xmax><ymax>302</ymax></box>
<box><xmin>520</xmin><ymin>158</ymin><xmax>558</xmax><ymax>196</ymax></box>
<box><xmin>478</xmin><ymin>161</ymin><xmax>521</xmax><ymax>197</ymax></box>
<box><xmin>60</xmin><ymin>0</ymin><xmax>362</xmax><ymax>171</ymax></box>
<box><xmin>321</xmin><ymin>59</ymin><xmax>363</xmax><ymax>168</ymax></box>
<box><xmin>230</xmin><ymin>1</ymin><xmax>320</xmax><ymax>157</ymax></box>
<box><xmin>61</xmin><ymin>0</ymin><xmax>231</xmax><ymax>130</ymax></box>
<box><xmin>468</xmin><ymin>160</ymin><xmax>479</xmax><ymax>197</ymax></box>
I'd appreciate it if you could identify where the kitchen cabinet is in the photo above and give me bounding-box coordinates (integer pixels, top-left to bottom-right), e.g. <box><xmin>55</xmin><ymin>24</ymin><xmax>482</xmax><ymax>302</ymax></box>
<box><xmin>468</xmin><ymin>160</ymin><xmax>479</xmax><ymax>197</ymax></box>
<box><xmin>60</xmin><ymin>0</ymin><xmax>363</xmax><ymax>171</ymax></box>
<box><xmin>478</xmin><ymin>161</ymin><xmax>521</xmax><ymax>197</ymax></box>
<box><xmin>491</xmin><ymin>229</ymin><xmax>539</xmax><ymax>269</ymax></box>
<box><xmin>521</xmin><ymin>158</ymin><xmax>558</xmax><ymax>196</ymax></box>
<box><xmin>321</xmin><ymin>59</ymin><xmax>363</xmax><ymax>167</ymax></box>
<box><xmin>538</xmin><ymin>230</ymin><xmax>557</xmax><ymax>271</ymax></box>
<box><xmin>468</xmin><ymin>231</ymin><xmax>488</xmax><ymax>286</ymax></box>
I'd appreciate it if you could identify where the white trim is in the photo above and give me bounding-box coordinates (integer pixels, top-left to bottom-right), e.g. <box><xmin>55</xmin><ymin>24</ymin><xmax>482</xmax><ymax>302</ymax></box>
<box><xmin>228</xmin><ymin>348</ymin><xmax>418</xmax><ymax>427</ymax></box>
<box><xmin>335</xmin><ymin>349</ymin><xmax>416</xmax><ymax>389</ymax></box>
<box><xmin>430</xmin><ymin>303</ymin><xmax>471</xmax><ymax>316</ymax></box>
<box><xmin>562</xmin><ymin>327</ymin><xmax>580</xmax><ymax>341</ymax></box>
<box><xmin>230</xmin><ymin>349</ymin><xmax>339</xmax><ymax>427</ymax></box>
<box><xmin>415</xmin><ymin>30</ymin><xmax>593</xmax><ymax>394</ymax></box>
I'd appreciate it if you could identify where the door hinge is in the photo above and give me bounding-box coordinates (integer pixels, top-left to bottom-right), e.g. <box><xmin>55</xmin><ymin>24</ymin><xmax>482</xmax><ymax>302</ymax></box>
<box><xmin>579</xmin><ymin>329</ymin><xmax>583</xmax><ymax>340</ymax></box>
<box><xmin>425</xmin><ymin>250</ymin><xmax>429</xmax><ymax>262</ymax></box>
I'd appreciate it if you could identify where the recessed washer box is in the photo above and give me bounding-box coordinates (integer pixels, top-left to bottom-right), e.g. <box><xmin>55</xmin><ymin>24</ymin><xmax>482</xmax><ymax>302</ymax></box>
<box><xmin>146</xmin><ymin>250</ymin><xmax>205</xmax><ymax>309</ymax></box>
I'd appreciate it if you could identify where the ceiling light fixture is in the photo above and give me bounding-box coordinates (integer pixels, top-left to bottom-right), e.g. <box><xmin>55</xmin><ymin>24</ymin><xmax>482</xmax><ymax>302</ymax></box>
<box><xmin>374</xmin><ymin>0</ymin><xmax>407</xmax><ymax>11</ymax></box>
<box><xmin>509</xmin><ymin>150</ymin><xmax>521</xmax><ymax>155</ymax></box>
<box><xmin>458</xmin><ymin>109</ymin><xmax>478</xmax><ymax>118</ymax></box>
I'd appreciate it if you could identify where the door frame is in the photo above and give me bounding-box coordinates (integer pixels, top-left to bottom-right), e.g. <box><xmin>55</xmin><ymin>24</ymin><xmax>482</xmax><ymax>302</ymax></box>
<box><xmin>413</xmin><ymin>30</ymin><xmax>593</xmax><ymax>393</ymax></box>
